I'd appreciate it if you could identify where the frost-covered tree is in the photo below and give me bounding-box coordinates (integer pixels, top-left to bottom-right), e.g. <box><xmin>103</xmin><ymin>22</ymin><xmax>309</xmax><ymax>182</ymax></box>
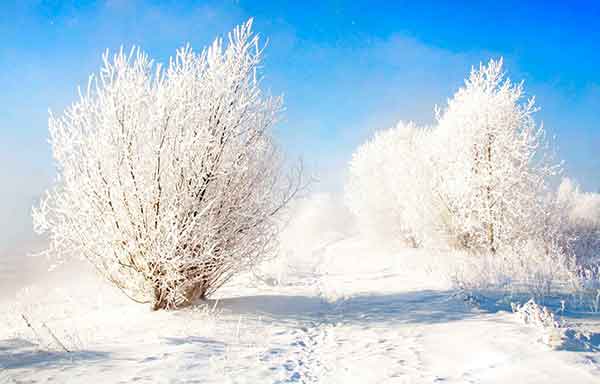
<box><xmin>345</xmin><ymin>59</ymin><xmax>563</xmax><ymax>255</ymax></box>
<box><xmin>431</xmin><ymin>58</ymin><xmax>560</xmax><ymax>253</ymax></box>
<box><xmin>345</xmin><ymin>121</ymin><xmax>432</xmax><ymax>247</ymax></box>
<box><xmin>33</xmin><ymin>20</ymin><xmax>300</xmax><ymax>310</ymax></box>
<box><xmin>344</xmin><ymin>58</ymin><xmax>595</xmax><ymax>297</ymax></box>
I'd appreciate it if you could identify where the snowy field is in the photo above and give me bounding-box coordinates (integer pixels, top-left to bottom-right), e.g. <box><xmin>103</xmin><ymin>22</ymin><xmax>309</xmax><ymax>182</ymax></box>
<box><xmin>2</xmin><ymin>5</ymin><xmax>599</xmax><ymax>384</ymax></box>
<box><xmin>2</xmin><ymin>226</ymin><xmax>600</xmax><ymax>383</ymax></box>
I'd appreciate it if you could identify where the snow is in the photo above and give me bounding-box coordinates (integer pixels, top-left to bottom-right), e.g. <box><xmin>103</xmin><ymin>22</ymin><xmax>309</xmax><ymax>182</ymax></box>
<box><xmin>2</xmin><ymin>232</ymin><xmax>600</xmax><ymax>383</ymax></box>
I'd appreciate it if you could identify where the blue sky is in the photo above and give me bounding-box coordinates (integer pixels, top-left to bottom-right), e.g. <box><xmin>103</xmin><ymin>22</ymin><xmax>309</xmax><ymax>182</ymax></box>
<box><xmin>1</xmin><ymin>1</ymin><xmax>599</xmax><ymax>249</ymax></box>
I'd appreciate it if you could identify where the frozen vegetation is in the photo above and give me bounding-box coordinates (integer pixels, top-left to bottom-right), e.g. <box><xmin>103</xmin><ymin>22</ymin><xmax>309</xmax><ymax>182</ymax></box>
<box><xmin>346</xmin><ymin>59</ymin><xmax>600</xmax><ymax>305</ymax></box>
<box><xmin>2</xmin><ymin>20</ymin><xmax>599</xmax><ymax>383</ymax></box>
<box><xmin>32</xmin><ymin>20</ymin><xmax>302</xmax><ymax>310</ymax></box>
<box><xmin>2</xmin><ymin>196</ymin><xmax>600</xmax><ymax>383</ymax></box>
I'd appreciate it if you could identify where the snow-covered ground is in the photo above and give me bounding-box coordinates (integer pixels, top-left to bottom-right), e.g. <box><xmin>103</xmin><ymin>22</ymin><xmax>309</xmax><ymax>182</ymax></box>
<box><xmin>2</xmin><ymin>230</ymin><xmax>600</xmax><ymax>383</ymax></box>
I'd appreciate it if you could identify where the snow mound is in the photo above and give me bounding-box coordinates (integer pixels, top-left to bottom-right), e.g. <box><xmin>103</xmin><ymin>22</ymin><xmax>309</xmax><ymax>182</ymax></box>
<box><xmin>511</xmin><ymin>299</ymin><xmax>562</xmax><ymax>329</ymax></box>
<box><xmin>511</xmin><ymin>299</ymin><xmax>600</xmax><ymax>351</ymax></box>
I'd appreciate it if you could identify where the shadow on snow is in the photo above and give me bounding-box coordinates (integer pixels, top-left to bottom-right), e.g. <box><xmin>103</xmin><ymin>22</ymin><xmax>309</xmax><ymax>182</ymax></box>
<box><xmin>205</xmin><ymin>289</ymin><xmax>487</xmax><ymax>326</ymax></box>
<box><xmin>0</xmin><ymin>338</ymin><xmax>110</xmax><ymax>370</ymax></box>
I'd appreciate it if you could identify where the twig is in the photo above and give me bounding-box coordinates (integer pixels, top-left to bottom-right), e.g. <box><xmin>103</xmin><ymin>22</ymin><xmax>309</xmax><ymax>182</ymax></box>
<box><xmin>21</xmin><ymin>314</ymin><xmax>44</xmax><ymax>347</ymax></box>
<box><xmin>21</xmin><ymin>313</ymin><xmax>71</xmax><ymax>353</ymax></box>
<box><xmin>41</xmin><ymin>322</ymin><xmax>71</xmax><ymax>353</ymax></box>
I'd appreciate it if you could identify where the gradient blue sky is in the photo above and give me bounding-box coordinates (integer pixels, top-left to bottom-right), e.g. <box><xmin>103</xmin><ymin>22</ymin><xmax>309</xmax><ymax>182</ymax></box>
<box><xmin>1</xmin><ymin>0</ymin><xmax>599</xmax><ymax>250</ymax></box>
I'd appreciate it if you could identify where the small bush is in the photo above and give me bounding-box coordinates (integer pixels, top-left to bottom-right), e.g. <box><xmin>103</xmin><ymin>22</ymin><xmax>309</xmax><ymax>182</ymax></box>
<box><xmin>553</xmin><ymin>178</ymin><xmax>600</xmax><ymax>266</ymax></box>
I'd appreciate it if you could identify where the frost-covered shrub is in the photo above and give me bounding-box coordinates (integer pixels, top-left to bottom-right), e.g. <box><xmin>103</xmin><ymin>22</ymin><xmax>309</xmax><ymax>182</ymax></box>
<box><xmin>511</xmin><ymin>299</ymin><xmax>562</xmax><ymax>329</ymax></box>
<box><xmin>33</xmin><ymin>20</ymin><xmax>300</xmax><ymax>310</ymax></box>
<box><xmin>447</xmin><ymin>177</ymin><xmax>600</xmax><ymax>299</ymax></box>
<box><xmin>344</xmin><ymin>121</ymin><xmax>434</xmax><ymax>247</ymax></box>
<box><xmin>544</xmin><ymin>178</ymin><xmax>600</xmax><ymax>307</ymax></box>
<box><xmin>553</xmin><ymin>178</ymin><xmax>600</xmax><ymax>265</ymax></box>
<box><xmin>450</xmin><ymin>240</ymin><xmax>575</xmax><ymax>298</ymax></box>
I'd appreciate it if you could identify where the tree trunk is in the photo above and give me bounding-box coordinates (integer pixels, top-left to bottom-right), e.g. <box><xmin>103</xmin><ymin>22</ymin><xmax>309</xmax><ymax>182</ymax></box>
<box><xmin>485</xmin><ymin>133</ymin><xmax>496</xmax><ymax>254</ymax></box>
